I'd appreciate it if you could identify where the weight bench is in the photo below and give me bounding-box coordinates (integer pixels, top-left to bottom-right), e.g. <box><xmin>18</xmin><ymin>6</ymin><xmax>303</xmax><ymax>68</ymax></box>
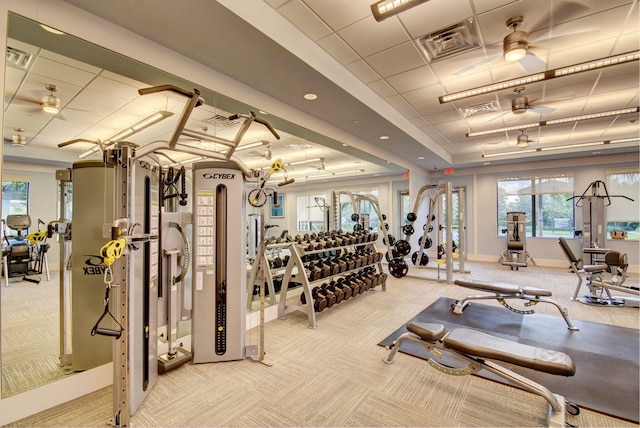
<box><xmin>383</xmin><ymin>322</ymin><xmax>579</xmax><ymax>427</ymax></box>
<box><xmin>558</xmin><ymin>237</ymin><xmax>639</xmax><ymax>307</ymax></box>
<box><xmin>453</xmin><ymin>278</ymin><xmax>578</xmax><ymax>330</ymax></box>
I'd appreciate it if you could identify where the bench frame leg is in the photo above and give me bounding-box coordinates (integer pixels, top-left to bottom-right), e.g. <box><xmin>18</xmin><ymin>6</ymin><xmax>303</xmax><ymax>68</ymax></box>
<box><xmin>452</xmin><ymin>294</ymin><xmax>578</xmax><ymax>331</ymax></box>
<box><xmin>383</xmin><ymin>332</ymin><xmax>571</xmax><ymax>428</ymax></box>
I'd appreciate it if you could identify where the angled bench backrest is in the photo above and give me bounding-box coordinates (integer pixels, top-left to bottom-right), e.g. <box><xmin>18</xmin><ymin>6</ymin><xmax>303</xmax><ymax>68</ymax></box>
<box><xmin>558</xmin><ymin>237</ymin><xmax>579</xmax><ymax>264</ymax></box>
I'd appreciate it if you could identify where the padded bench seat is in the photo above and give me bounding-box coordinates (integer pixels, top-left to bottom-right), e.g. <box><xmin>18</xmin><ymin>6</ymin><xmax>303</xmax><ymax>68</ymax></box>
<box><xmin>408</xmin><ymin>322</ymin><xmax>575</xmax><ymax>376</ymax></box>
<box><xmin>455</xmin><ymin>278</ymin><xmax>552</xmax><ymax>297</ymax></box>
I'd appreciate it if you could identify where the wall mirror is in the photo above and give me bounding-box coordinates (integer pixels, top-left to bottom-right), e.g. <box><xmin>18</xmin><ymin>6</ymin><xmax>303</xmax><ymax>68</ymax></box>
<box><xmin>1</xmin><ymin>11</ymin><xmax>403</xmax><ymax>398</ymax></box>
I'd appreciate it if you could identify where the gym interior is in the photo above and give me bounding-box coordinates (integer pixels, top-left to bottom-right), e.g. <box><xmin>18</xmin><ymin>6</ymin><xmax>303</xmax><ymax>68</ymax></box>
<box><xmin>0</xmin><ymin>1</ymin><xmax>638</xmax><ymax>427</ymax></box>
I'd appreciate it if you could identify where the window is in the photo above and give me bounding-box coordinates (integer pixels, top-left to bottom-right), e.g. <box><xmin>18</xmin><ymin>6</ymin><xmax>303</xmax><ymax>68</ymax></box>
<box><xmin>497</xmin><ymin>174</ymin><xmax>574</xmax><ymax>237</ymax></box>
<box><xmin>296</xmin><ymin>193</ymin><xmax>327</xmax><ymax>232</ymax></box>
<box><xmin>336</xmin><ymin>189</ymin><xmax>379</xmax><ymax>232</ymax></box>
<box><xmin>605</xmin><ymin>168</ymin><xmax>639</xmax><ymax>240</ymax></box>
<box><xmin>2</xmin><ymin>180</ymin><xmax>29</xmax><ymax>216</ymax></box>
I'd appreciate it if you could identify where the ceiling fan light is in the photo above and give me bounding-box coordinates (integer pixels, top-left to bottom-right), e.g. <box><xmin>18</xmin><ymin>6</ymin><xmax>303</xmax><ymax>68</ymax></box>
<box><xmin>517</xmin><ymin>134</ymin><xmax>529</xmax><ymax>147</ymax></box>
<box><xmin>11</xmin><ymin>134</ymin><xmax>26</xmax><ymax>146</ymax></box>
<box><xmin>42</xmin><ymin>94</ymin><xmax>60</xmax><ymax>114</ymax></box>
<box><xmin>503</xmin><ymin>31</ymin><xmax>528</xmax><ymax>62</ymax></box>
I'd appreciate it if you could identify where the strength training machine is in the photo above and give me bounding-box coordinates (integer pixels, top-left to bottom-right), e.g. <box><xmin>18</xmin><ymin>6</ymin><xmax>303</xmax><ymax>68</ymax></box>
<box><xmin>569</xmin><ymin>180</ymin><xmax>635</xmax><ymax>264</ymax></box>
<box><xmin>383</xmin><ymin>322</ymin><xmax>579</xmax><ymax>427</ymax></box>
<box><xmin>499</xmin><ymin>211</ymin><xmax>536</xmax><ymax>270</ymax></box>
<box><xmin>558</xmin><ymin>237</ymin><xmax>638</xmax><ymax>307</ymax></box>
<box><xmin>451</xmin><ymin>278</ymin><xmax>578</xmax><ymax>330</ymax></box>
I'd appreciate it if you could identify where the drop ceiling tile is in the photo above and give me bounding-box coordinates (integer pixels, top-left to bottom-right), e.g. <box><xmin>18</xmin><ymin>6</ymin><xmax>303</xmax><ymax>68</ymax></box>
<box><xmin>368</xmin><ymin>79</ymin><xmax>397</xmax><ymax>98</ymax></box>
<box><xmin>364</xmin><ymin>42</ymin><xmax>426</xmax><ymax>78</ymax></box>
<box><xmin>338</xmin><ymin>16</ymin><xmax>409</xmax><ymax>58</ymax></box>
<box><xmin>303</xmin><ymin>0</ymin><xmax>372</xmax><ymax>31</ymax></box>
<box><xmin>345</xmin><ymin>59</ymin><xmax>380</xmax><ymax>84</ymax></box>
<box><xmin>386</xmin><ymin>65</ymin><xmax>436</xmax><ymax>94</ymax></box>
<box><xmin>317</xmin><ymin>33</ymin><xmax>360</xmax><ymax>64</ymax></box>
<box><xmin>30</xmin><ymin>56</ymin><xmax>96</xmax><ymax>88</ymax></box>
<box><xmin>402</xmin><ymin>84</ymin><xmax>444</xmax><ymax>106</ymax></box>
<box><xmin>278</xmin><ymin>0</ymin><xmax>333</xmax><ymax>41</ymax></box>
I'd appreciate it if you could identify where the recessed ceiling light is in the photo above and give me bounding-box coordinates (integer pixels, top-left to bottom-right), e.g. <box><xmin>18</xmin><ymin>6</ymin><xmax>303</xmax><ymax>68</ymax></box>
<box><xmin>303</xmin><ymin>93</ymin><xmax>318</xmax><ymax>100</ymax></box>
<box><xmin>592</xmin><ymin>151</ymin><xmax>601</xmax><ymax>154</ymax></box>
<box><xmin>342</xmin><ymin>143</ymin><xmax>348</xmax><ymax>147</ymax></box>
<box><xmin>418</xmin><ymin>156</ymin><xmax>425</xmax><ymax>160</ymax></box>
<box><xmin>40</xmin><ymin>24</ymin><xmax>65</xmax><ymax>35</ymax></box>
<box><xmin>483</xmin><ymin>162</ymin><xmax>491</xmax><ymax>165</ymax></box>
<box><xmin>380</xmin><ymin>135</ymin><xmax>389</xmax><ymax>140</ymax></box>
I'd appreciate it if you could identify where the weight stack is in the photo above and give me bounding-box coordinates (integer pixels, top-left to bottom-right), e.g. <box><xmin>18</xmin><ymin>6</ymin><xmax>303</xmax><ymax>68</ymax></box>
<box><xmin>191</xmin><ymin>161</ymin><xmax>246</xmax><ymax>362</ymax></box>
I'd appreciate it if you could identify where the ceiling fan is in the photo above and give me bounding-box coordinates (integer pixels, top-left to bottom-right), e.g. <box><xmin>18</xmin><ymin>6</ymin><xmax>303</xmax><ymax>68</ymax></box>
<box><xmin>307</xmin><ymin>157</ymin><xmax>326</xmax><ymax>171</ymax></box>
<box><xmin>515</xmin><ymin>130</ymin><xmax>537</xmax><ymax>148</ymax></box>
<box><xmin>12</xmin><ymin>83</ymin><xmax>68</xmax><ymax>120</ymax></box>
<box><xmin>246</xmin><ymin>143</ymin><xmax>272</xmax><ymax>160</ymax></box>
<box><xmin>3</xmin><ymin>128</ymin><xmax>28</xmax><ymax>147</ymax></box>
<box><xmin>454</xmin><ymin>2</ymin><xmax>592</xmax><ymax>76</ymax></box>
<box><xmin>487</xmin><ymin>87</ymin><xmax>556</xmax><ymax>122</ymax></box>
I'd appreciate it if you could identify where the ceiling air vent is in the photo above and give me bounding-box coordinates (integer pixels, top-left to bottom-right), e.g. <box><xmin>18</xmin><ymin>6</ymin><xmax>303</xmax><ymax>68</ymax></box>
<box><xmin>416</xmin><ymin>18</ymin><xmax>480</xmax><ymax>63</ymax></box>
<box><xmin>6</xmin><ymin>46</ymin><xmax>34</xmax><ymax>70</ymax></box>
<box><xmin>205</xmin><ymin>114</ymin><xmax>242</xmax><ymax>128</ymax></box>
<box><xmin>460</xmin><ymin>101</ymin><xmax>499</xmax><ymax>118</ymax></box>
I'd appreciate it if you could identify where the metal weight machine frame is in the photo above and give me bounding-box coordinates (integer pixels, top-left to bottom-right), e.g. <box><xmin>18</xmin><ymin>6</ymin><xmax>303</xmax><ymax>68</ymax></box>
<box><xmin>331</xmin><ymin>191</ymin><xmax>392</xmax><ymax>256</ymax></box>
<box><xmin>82</xmin><ymin>84</ymin><xmax>280</xmax><ymax>427</ymax></box>
<box><xmin>499</xmin><ymin>211</ymin><xmax>536</xmax><ymax>270</ymax></box>
<box><xmin>568</xmin><ymin>180</ymin><xmax>635</xmax><ymax>264</ymax></box>
<box><xmin>405</xmin><ymin>183</ymin><xmax>468</xmax><ymax>284</ymax></box>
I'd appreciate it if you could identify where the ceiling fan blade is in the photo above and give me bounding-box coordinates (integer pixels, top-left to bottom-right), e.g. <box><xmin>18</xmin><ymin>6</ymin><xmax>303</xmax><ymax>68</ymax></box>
<box><xmin>529</xmin><ymin>0</ymin><xmax>591</xmax><ymax>32</ymax></box>
<box><xmin>518</xmin><ymin>52</ymin><xmax>547</xmax><ymax>73</ymax></box>
<box><xmin>530</xmin><ymin>105</ymin><xmax>556</xmax><ymax>115</ymax></box>
<box><xmin>12</xmin><ymin>97</ymin><xmax>43</xmax><ymax>107</ymax></box>
<box><xmin>452</xmin><ymin>52</ymin><xmax>501</xmax><ymax>76</ymax></box>
<box><xmin>486</xmin><ymin>110</ymin><xmax>511</xmax><ymax>123</ymax></box>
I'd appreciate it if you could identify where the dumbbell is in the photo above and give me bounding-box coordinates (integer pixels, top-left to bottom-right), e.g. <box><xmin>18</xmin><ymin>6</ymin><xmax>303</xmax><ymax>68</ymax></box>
<box><xmin>316</xmin><ymin>285</ymin><xmax>337</xmax><ymax>307</ymax></box>
<box><xmin>323</xmin><ymin>283</ymin><xmax>344</xmax><ymax>304</ymax></box>
<box><xmin>333</xmin><ymin>279</ymin><xmax>352</xmax><ymax>300</ymax></box>
<box><xmin>300</xmin><ymin>287</ymin><xmax>328</xmax><ymax>312</ymax></box>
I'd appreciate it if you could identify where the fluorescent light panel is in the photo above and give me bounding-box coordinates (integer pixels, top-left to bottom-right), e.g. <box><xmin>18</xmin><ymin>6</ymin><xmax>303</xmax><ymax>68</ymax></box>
<box><xmin>482</xmin><ymin>137</ymin><xmax>639</xmax><ymax>158</ymax></box>
<box><xmin>78</xmin><ymin>110</ymin><xmax>173</xmax><ymax>158</ymax></box>
<box><xmin>467</xmin><ymin>107</ymin><xmax>639</xmax><ymax>137</ymax></box>
<box><xmin>440</xmin><ymin>50</ymin><xmax>639</xmax><ymax>104</ymax></box>
<box><xmin>371</xmin><ymin>0</ymin><xmax>429</xmax><ymax>22</ymax></box>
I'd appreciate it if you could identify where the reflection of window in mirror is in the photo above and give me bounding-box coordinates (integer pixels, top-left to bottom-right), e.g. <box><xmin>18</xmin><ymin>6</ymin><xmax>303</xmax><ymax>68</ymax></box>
<box><xmin>399</xmin><ymin>190</ymin><xmax>410</xmax><ymax>236</ymax></box>
<box><xmin>296</xmin><ymin>193</ymin><xmax>327</xmax><ymax>232</ymax></box>
<box><xmin>2</xmin><ymin>179</ymin><xmax>29</xmax><ymax>218</ymax></box>
<box><xmin>337</xmin><ymin>189</ymin><xmax>379</xmax><ymax>232</ymax></box>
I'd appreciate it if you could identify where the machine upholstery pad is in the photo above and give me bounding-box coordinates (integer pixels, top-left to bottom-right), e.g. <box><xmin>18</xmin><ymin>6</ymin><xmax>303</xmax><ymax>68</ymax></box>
<box><xmin>455</xmin><ymin>278</ymin><xmax>552</xmax><ymax>297</ymax></box>
<box><xmin>444</xmin><ymin>328</ymin><xmax>575</xmax><ymax>376</ymax></box>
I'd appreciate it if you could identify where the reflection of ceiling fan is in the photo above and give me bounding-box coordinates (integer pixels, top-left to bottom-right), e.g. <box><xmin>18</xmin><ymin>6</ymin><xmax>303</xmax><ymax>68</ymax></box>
<box><xmin>308</xmin><ymin>157</ymin><xmax>325</xmax><ymax>170</ymax></box>
<box><xmin>487</xmin><ymin>87</ymin><xmax>556</xmax><ymax>122</ymax></box>
<box><xmin>13</xmin><ymin>84</ymin><xmax>66</xmax><ymax>119</ymax></box>
<box><xmin>247</xmin><ymin>142</ymin><xmax>272</xmax><ymax>160</ymax></box>
<box><xmin>3</xmin><ymin>128</ymin><xmax>28</xmax><ymax>147</ymax></box>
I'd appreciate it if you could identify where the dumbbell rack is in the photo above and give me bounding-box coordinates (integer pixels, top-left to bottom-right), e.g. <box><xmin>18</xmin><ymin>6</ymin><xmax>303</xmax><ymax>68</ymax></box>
<box><xmin>247</xmin><ymin>242</ymin><xmax>291</xmax><ymax>309</ymax></box>
<box><xmin>278</xmin><ymin>234</ymin><xmax>385</xmax><ymax>329</ymax></box>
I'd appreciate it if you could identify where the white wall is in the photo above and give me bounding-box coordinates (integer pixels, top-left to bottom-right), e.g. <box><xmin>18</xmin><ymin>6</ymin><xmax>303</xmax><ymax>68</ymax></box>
<box><xmin>442</xmin><ymin>154</ymin><xmax>640</xmax><ymax>272</ymax></box>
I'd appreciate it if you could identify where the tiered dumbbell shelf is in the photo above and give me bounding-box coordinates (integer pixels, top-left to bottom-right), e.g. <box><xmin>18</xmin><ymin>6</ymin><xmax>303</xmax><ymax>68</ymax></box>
<box><xmin>277</xmin><ymin>231</ymin><xmax>387</xmax><ymax>329</ymax></box>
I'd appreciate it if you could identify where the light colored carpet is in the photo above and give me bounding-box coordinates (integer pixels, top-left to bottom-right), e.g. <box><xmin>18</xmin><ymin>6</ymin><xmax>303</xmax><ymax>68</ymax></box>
<box><xmin>4</xmin><ymin>261</ymin><xmax>640</xmax><ymax>427</ymax></box>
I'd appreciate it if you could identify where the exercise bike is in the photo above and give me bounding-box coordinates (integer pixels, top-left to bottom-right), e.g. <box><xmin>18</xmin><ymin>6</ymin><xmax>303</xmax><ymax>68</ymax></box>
<box><xmin>1</xmin><ymin>214</ymin><xmax>50</xmax><ymax>285</ymax></box>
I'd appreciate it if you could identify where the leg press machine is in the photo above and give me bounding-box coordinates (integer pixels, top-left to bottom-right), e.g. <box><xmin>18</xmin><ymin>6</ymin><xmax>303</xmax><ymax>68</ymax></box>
<box><xmin>383</xmin><ymin>322</ymin><xmax>578</xmax><ymax>427</ymax></box>
<box><xmin>452</xmin><ymin>278</ymin><xmax>578</xmax><ymax>330</ymax></box>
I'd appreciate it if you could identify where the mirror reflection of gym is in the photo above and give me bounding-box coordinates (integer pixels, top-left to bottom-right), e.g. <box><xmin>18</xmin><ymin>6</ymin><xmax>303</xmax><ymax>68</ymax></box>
<box><xmin>1</xmin><ymin>12</ymin><xmax>402</xmax><ymax>398</ymax></box>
